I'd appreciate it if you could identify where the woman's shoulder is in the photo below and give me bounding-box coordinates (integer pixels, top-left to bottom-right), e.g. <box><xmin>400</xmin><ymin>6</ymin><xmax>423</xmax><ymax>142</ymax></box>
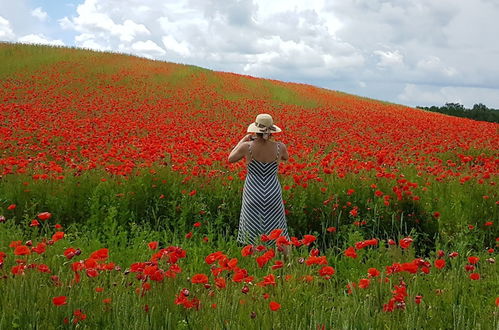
<box><xmin>274</xmin><ymin>141</ymin><xmax>287</xmax><ymax>147</ymax></box>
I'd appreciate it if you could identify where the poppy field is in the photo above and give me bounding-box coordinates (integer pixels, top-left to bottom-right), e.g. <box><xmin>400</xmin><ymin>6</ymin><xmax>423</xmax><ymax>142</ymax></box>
<box><xmin>0</xmin><ymin>43</ymin><xmax>498</xmax><ymax>329</ymax></box>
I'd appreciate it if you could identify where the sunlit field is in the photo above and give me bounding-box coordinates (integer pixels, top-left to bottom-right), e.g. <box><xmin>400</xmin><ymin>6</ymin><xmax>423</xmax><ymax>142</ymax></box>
<box><xmin>0</xmin><ymin>43</ymin><xmax>497</xmax><ymax>329</ymax></box>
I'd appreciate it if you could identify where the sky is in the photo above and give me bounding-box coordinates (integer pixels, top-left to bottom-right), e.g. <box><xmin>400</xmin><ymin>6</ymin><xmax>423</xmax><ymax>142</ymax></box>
<box><xmin>1</xmin><ymin>0</ymin><xmax>499</xmax><ymax>108</ymax></box>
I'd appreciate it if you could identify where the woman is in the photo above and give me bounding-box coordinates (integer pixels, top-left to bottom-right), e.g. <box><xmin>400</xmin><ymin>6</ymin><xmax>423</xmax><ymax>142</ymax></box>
<box><xmin>228</xmin><ymin>114</ymin><xmax>290</xmax><ymax>247</ymax></box>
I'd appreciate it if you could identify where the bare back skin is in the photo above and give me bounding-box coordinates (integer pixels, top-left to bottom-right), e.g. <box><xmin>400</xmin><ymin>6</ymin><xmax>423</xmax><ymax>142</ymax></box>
<box><xmin>228</xmin><ymin>134</ymin><xmax>289</xmax><ymax>163</ymax></box>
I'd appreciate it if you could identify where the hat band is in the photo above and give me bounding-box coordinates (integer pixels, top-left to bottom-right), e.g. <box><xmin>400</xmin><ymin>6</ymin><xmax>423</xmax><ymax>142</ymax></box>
<box><xmin>255</xmin><ymin>122</ymin><xmax>276</xmax><ymax>131</ymax></box>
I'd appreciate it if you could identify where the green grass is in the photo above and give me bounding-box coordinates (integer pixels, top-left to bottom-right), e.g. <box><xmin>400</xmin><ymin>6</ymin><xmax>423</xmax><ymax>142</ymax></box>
<box><xmin>0</xmin><ymin>218</ymin><xmax>497</xmax><ymax>329</ymax></box>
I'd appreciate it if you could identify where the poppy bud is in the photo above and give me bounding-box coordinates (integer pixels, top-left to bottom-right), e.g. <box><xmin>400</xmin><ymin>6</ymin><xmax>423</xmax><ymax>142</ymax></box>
<box><xmin>0</xmin><ymin>215</ymin><xmax>6</xmax><ymax>223</ymax></box>
<box><xmin>298</xmin><ymin>258</ymin><xmax>305</xmax><ymax>264</ymax></box>
<box><xmin>204</xmin><ymin>283</ymin><xmax>211</xmax><ymax>289</ymax></box>
<box><xmin>124</xmin><ymin>269</ymin><xmax>130</xmax><ymax>275</ymax></box>
<box><xmin>250</xmin><ymin>311</ymin><xmax>257</xmax><ymax>319</ymax></box>
<box><xmin>47</xmin><ymin>240</ymin><xmax>54</xmax><ymax>245</ymax></box>
<box><xmin>115</xmin><ymin>266</ymin><xmax>122</xmax><ymax>271</ymax></box>
<box><xmin>0</xmin><ymin>262</ymin><xmax>3</xmax><ymax>269</ymax></box>
<box><xmin>242</xmin><ymin>285</ymin><xmax>249</xmax><ymax>294</ymax></box>
<box><xmin>25</xmin><ymin>240</ymin><xmax>32</xmax><ymax>247</ymax></box>
<box><xmin>75</xmin><ymin>249</ymin><xmax>81</xmax><ymax>256</ymax></box>
<box><xmin>182</xmin><ymin>288</ymin><xmax>190</xmax><ymax>297</ymax></box>
<box><xmin>437</xmin><ymin>250</ymin><xmax>445</xmax><ymax>258</ymax></box>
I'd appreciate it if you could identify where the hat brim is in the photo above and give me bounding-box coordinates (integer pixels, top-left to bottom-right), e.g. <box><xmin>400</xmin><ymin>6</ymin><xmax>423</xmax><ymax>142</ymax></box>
<box><xmin>247</xmin><ymin>123</ymin><xmax>282</xmax><ymax>133</ymax></box>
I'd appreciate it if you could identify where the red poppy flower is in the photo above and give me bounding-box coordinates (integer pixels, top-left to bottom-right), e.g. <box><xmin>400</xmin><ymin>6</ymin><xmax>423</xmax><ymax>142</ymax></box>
<box><xmin>52</xmin><ymin>231</ymin><xmax>64</xmax><ymax>242</ymax></box>
<box><xmin>191</xmin><ymin>273</ymin><xmax>209</xmax><ymax>284</ymax></box>
<box><xmin>358</xmin><ymin>278</ymin><xmax>370</xmax><ymax>289</ymax></box>
<box><xmin>215</xmin><ymin>277</ymin><xmax>226</xmax><ymax>289</ymax></box>
<box><xmin>399</xmin><ymin>237</ymin><xmax>413</xmax><ymax>249</ymax></box>
<box><xmin>7</xmin><ymin>204</ymin><xmax>16</xmax><ymax>210</ymax></box>
<box><xmin>53</xmin><ymin>296</ymin><xmax>67</xmax><ymax>306</ymax></box>
<box><xmin>241</xmin><ymin>245</ymin><xmax>254</xmax><ymax>257</ymax></box>
<box><xmin>434</xmin><ymin>259</ymin><xmax>445</xmax><ymax>269</ymax></box>
<box><xmin>469</xmin><ymin>273</ymin><xmax>480</xmax><ymax>280</ymax></box>
<box><xmin>269</xmin><ymin>301</ymin><xmax>281</xmax><ymax>311</ymax></box>
<box><xmin>14</xmin><ymin>245</ymin><xmax>31</xmax><ymax>256</ymax></box>
<box><xmin>90</xmin><ymin>248</ymin><xmax>109</xmax><ymax>260</ymax></box>
<box><xmin>37</xmin><ymin>212</ymin><xmax>52</xmax><ymax>221</ymax></box>
<box><xmin>30</xmin><ymin>219</ymin><xmax>40</xmax><ymax>227</ymax></box>
<box><xmin>318</xmin><ymin>266</ymin><xmax>335</xmax><ymax>278</ymax></box>
<box><xmin>148</xmin><ymin>241</ymin><xmax>158</xmax><ymax>250</ymax></box>
<box><xmin>193</xmin><ymin>222</ymin><xmax>201</xmax><ymax>227</ymax></box>
<box><xmin>344</xmin><ymin>246</ymin><xmax>357</xmax><ymax>258</ymax></box>
<box><xmin>468</xmin><ymin>256</ymin><xmax>479</xmax><ymax>264</ymax></box>
<box><xmin>367</xmin><ymin>268</ymin><xmax>381</xmax><ymax>277</ymax></box>
<box><xmin>271</xmin><ymin>260</ymin><xmax>284</xmax><ymax>270</ymax></box>
<box><xmin>302</xmin><ymin>235</ymin><xmax>316</xmax><ymax>245</ymax></box>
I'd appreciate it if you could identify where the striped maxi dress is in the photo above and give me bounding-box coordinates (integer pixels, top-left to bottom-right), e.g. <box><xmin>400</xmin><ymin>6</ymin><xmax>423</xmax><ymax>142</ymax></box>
<box><xmin>236</xmin><ymin>142</ymin><xmax>290</xmax><ymax>245</ymax></box>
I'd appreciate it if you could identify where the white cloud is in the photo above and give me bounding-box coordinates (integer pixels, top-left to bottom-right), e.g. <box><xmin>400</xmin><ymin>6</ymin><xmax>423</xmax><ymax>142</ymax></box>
<box><xmin>162</xmin><ymin>35</ymin><xmax>190</xmax><ymax>56</ymax></box>
<box><xmin>416</xmin><ymin>56</ymin><xmax>457</xmax><ymax>77</ymax></box>
<box><xmin>130</xmin><ymin>40</ymin><xmax>165</xmax><ymax>58</ymax></box>
<box><xmin>18</xmin><ymin>33</ymin><xmax>64</xmax><ymax>46</ymax></box>
<box><xmin>31</xmin><ymin>7</ymin><xmax>48</xmax><ymax>22</ymax></box>
<box><xmin>373</xmin><ymin>50</ymin><xmax>404</xmax><ymax>69</ymax></box>
<box><xmin>0</xmin><ymin>16</ymin><xmax>15</xmax><ymax>40</ymax></box>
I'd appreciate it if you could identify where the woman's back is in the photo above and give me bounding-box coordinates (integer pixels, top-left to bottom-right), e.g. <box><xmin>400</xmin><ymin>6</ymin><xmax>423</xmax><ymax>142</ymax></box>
<box><xmin>248</xmin><ymin>140</ymin><xmax>281</xmax><ymax>164</ymax></box>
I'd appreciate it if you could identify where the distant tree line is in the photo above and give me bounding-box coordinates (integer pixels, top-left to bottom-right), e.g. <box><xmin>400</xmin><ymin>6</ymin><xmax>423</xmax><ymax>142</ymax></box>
<box><xmin>417</xmin><ymin>103</ymin><xmax>499</xmax><ymax>123</ymax></box>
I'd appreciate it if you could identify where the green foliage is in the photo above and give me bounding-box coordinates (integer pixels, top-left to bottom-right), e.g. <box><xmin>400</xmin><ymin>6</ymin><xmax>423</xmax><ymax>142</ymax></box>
<box><xmin>417</xmin><ymin>103</ymin><xmax>499</xmax><ymax>123</ymax></box>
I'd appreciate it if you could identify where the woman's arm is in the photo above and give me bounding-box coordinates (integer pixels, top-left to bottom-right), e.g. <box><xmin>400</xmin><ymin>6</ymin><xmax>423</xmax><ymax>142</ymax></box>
<box><xmin>228</xmin><ymin>134</ymin><xmax>252</xmax><ymax>163</ymax></box>
<box><xmin>279</xmin><ymin>142</ymin><xmax>289</xmax><ymax>161</ymax></box>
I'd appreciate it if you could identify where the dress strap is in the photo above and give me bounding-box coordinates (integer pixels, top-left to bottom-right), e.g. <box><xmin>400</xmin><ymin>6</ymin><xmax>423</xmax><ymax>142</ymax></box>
<box><xmin>248</xmin><ymin>142</ymin><xmax>253</xmax><ymax>161</ymax></box>
<box><xmin>275</xmin><ymin>142</ymin><xmax>280</xmax><ymax>161</ymax></box>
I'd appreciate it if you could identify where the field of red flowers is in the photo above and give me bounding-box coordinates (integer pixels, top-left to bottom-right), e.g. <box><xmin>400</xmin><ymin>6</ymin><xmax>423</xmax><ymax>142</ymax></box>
<box><xmin>0</xmin><ymin>43</ymin><xmax>497</xmax><ymax>328</ymax></box>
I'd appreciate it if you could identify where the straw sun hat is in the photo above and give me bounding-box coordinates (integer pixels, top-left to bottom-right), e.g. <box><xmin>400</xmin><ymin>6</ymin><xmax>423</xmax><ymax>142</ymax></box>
<box><xmin>247</xmin><ymin>114</ymin><xmax>282</xmax><ymax>134</ymax></box>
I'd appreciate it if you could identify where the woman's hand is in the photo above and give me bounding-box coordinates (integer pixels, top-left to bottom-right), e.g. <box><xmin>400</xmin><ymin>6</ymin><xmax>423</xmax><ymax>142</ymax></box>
<box><xmin>228</xmin><ymin>134</ymin><xmax>252</xmax><ymax>163</ymax></box>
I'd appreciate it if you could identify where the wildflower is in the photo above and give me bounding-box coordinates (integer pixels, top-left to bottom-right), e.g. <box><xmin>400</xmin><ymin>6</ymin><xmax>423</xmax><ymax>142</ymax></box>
<box><xmin>399</xmin><ymin>237</ymin><xmax>413</xmax><ymax>249</ymax></box>
<box><xmin>358</xmin><ymin>278</ymin><xmax>370</xmax><ymax>289</ymax></box>
<box><xmin>269</xmin><ymin>301</ymin><xmax>281</xmax><ymax>311</ymax></box>
<box><xmin>14</xmin><ymin>245</ymin><xmax>31</xmax><ymax>256</ymax></box>
<box><xmin>241</xmin><ymin>245</ymin><xmax>254</xmax><ymax>257</ymax></box>
<box><xmin>53</xmin><ymin>296</ymin><xmax>67</xmax><ymax>306</ymax></box>
<box><xmin>469</xmin><ymin>273</ymin><xmax>480</xmax><ymax>280</ymax></box>
<box><xmin>468</xmin><ymin>256</ymin><xmax>479</xmax><ymax>264</ymax></box>
<box><xmin>318</xmin><ymin>266</ymin><xmax>335</xmax><ymax>279</ymax></box>
<box><xmin>367</xmin><ymin>268</ymin><xmax>380</xmax><ymax>277</ymax></box>
<box><xmin>434</xmin><ymin>259</ymin><xmax>445</xmax><ymax>269</ymax></box>
<box><xmin>344</xmin><ymin>247</ymin><xmax>357</xmax><ymax>258</ymax></box>
<box><xmin>37</xmin><ymin>212</ymin><xmax>52</xmax><ymax>221</ymax></box>
<box><xmin>191</xmin><ymin>273</ymin><xmax>209</xmax><ymax>284</ymax></box>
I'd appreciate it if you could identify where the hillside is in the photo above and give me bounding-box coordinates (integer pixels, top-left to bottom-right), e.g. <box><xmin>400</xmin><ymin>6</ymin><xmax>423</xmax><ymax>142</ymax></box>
<box><xmin>1</xmin><ymin>43</ymin><xmax>496</xmax><ymax>177</ymax></box>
